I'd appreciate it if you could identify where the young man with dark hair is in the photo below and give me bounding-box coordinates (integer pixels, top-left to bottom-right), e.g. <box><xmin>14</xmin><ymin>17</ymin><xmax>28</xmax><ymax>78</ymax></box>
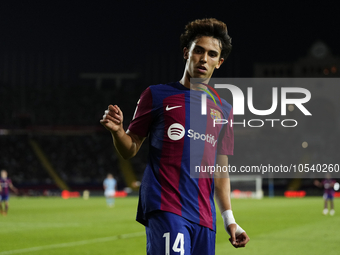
<box><xmin>101</xmin><ymin>18</ymin><xmax>249</xmax><ymax>254</ymax></box>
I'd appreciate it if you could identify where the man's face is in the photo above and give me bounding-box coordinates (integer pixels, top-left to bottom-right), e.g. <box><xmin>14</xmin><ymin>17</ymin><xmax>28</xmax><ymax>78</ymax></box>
<box><xmin>1</xmin><ymin>171</ymin><xmax>7</xmax><ymax>179</ymax></box>
<box><xmin>183</xmin><ymin>36</ymin><xmax>224</xmax><ymax>80</ymax></box>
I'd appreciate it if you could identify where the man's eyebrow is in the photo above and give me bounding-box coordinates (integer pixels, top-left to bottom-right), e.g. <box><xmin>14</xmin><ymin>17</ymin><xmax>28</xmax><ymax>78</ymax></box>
<box><xmin>194</xmin><ymin>45</ymin><xmax>205</xmax><ymax>50</ymax></box>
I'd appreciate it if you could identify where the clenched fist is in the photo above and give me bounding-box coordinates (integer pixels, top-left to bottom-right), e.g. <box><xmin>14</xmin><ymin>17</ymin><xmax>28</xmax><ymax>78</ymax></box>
<box><xmin>100</xmin><ymin>105</ymin><xmax>124</xmax><ymax>133</ymax></box>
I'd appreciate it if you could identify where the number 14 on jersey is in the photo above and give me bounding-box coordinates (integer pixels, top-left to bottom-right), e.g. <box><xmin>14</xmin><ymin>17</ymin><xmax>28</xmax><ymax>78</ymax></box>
<box><xmin>163</xmin><ymin>232</ymin><xmax>184</xmax><ymax>255</ymax></box>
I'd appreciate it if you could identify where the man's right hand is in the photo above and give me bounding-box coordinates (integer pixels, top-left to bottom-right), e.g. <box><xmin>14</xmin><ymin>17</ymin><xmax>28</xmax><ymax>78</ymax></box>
<box><xmin>100</xmin><ymin>105</ymin><xmax>124</xmax><ymax>133</ymax></box>
<box><xmin>228</xmin><ymin>223</ymin><xmax>249</xmax><ymax>248</ymax></box>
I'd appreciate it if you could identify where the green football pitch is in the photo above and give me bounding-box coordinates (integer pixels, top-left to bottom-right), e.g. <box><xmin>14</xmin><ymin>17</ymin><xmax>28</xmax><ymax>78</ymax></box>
<box><xmin>0</xmin><ymin>196</ymin><xmax>338</xmax><ymax>255</ymax></box>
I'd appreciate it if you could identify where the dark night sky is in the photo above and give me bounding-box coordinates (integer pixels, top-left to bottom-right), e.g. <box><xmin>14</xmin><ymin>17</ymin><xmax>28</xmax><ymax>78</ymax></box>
<box><xmin>1</xmin><ymin>0</ymin><xmax>340</xmax><ymax>77</ymax></box>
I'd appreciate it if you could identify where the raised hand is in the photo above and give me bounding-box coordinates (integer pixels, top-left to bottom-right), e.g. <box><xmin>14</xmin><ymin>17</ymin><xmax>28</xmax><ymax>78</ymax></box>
<box><xmin>100</xmin><ymin>105</ymin><xmax>124</xmax><ymax>133</ymax></box>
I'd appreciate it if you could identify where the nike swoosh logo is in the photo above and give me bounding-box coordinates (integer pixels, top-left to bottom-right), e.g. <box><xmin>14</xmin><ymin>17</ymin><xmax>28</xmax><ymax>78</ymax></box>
<box><xmin>166</xmin><ymin>105</ymin><xmax>182</xmax><ymax>111</ymax></box>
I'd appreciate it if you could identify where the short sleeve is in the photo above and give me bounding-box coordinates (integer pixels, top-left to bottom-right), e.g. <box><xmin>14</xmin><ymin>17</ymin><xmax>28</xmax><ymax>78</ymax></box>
<box><xmin>217</xmin><ymin>108</ymin><xmax>234</xmax><ymax>155</ymax></box>
<box><xmin>128</xmin><ymin>87</ymin><xmax>154</xmax><ymax>137</ymax></box>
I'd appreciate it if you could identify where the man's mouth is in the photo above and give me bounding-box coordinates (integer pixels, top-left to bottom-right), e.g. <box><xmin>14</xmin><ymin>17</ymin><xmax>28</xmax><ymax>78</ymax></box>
<box><xmin>197</xmin><ymin>66</ymin><xmax>207</xmax><ymax>73</ymax></box>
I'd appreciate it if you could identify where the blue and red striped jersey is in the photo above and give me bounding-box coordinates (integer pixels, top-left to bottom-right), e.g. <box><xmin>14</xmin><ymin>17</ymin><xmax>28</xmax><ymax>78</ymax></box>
<box><xmin>128</xmin><ymin>81</ymin><xmax>233</xmax><ymax>231</ymax></box>
<box><xmin>322</xmin><ymin>179</ymin><xmax>336</xmax><ymax>195</ymax></box>
<box><xmin>0</xmin><ymin>178</ymin><xmax>12</xmax><ymax>196</ymax></box>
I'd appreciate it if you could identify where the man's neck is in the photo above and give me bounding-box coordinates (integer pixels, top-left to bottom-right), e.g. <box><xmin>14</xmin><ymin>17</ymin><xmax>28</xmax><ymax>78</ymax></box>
<box><xmin>179</xmin><ymin>71</ymin><xmax>191</xmax><ymax>89</ymax></box>
<box><xmin>179</xmin><ymin>72</ymin><xmax>210</xmax><ymax>91</ymax></box>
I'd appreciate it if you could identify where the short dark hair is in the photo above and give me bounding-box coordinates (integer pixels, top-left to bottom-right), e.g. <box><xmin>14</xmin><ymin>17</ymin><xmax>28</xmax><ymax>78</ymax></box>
<box><xmin>180</xmin><ymin>18</ymin><xmax>232</xmax><ymax>59</ymax></box>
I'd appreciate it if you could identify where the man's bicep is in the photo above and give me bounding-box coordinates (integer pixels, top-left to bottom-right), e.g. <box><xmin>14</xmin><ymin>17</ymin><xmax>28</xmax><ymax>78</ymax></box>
<box><xmin>216</xmin><ymin>154</ymin><xmax>228</xmax><ymax>164</ymax></box>
<box><xmin>215</xmin><ymin>154</ymin><xmax>229</xmax><ymax>179</ymax></box>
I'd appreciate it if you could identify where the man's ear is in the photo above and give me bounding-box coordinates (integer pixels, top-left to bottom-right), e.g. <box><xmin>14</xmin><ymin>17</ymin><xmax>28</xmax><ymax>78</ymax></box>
<box><xmin>183</xmin><ymin>47</ymin><xmax>189</xmax><ymax>60</ymax></box>
<box><xmin>215</xmin><ymin>58</ymin><xmax>224</xmax><ymax>69</ymax></box>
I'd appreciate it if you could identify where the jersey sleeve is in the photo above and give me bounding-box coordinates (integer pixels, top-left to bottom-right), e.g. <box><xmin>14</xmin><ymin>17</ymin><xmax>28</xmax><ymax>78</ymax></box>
<box><xmin>217</xmin><ymin>108</ymin><xmax>234</xmax><ymax>155</ymax></box>
<box><xmin>128</xmin><ymin>87</ymin><xmax>154</xmax><ymax>137</ymax></box>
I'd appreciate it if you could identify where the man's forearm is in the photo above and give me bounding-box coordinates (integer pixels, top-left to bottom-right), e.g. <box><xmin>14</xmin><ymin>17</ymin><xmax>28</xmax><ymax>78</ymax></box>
<box><xmin>214</xmin><ymin>154</ymin><xmax>232</xmax><ymax>213</ymax></box>
<box><xmin>9</xmin><ymin>184</ymin><xmax>17</xmax><ymax>193</ymax></box>
<box><xmin>101</xmin><ymin>104</ymin><xmax>142</xmax><ymax>159</ymax></box>
<box><xmin>215</xmin><ymin>177</ymin><xmax>232</xmax><ymax>213</ymax></box>
<box><xmin>111</xmin><ymin>129</ymin><xmax>140</xmax><ymax>159</ymax></box>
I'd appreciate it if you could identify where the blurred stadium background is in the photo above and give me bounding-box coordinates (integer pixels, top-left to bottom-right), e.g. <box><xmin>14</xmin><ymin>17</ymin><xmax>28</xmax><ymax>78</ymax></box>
<box><xmin>1</xmin><ymin>1</ymin><xmax>340</xmax><ymax>254</ymax></box>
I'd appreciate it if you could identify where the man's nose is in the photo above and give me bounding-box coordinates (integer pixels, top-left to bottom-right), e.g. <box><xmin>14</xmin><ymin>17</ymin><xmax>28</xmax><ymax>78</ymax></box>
<box><xmin>200</xmin><ymin>53</ymin><xmax>208</xmax><ymax>63</ymax></box>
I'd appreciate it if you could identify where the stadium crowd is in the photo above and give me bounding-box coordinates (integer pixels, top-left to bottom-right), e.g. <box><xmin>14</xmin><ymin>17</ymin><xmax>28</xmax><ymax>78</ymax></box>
<box><xmin>0</xmin><ymin>82</ymin><xmax>146</xmax><ymax>193</ymax></box>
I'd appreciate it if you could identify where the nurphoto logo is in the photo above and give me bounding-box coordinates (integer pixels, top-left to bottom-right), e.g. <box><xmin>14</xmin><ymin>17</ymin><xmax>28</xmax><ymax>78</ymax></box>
<box><xmin>199</xmin><ymin>82</ymin><xmax>312</xmax><ymax>128</ymax></box>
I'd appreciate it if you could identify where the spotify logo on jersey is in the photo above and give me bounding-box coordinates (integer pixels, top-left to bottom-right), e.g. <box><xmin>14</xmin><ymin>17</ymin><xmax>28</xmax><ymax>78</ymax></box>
<box><xmin>167</xmin><ymin>123</ymin><xmax>185</xmax><ymax>141</ymax></box>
